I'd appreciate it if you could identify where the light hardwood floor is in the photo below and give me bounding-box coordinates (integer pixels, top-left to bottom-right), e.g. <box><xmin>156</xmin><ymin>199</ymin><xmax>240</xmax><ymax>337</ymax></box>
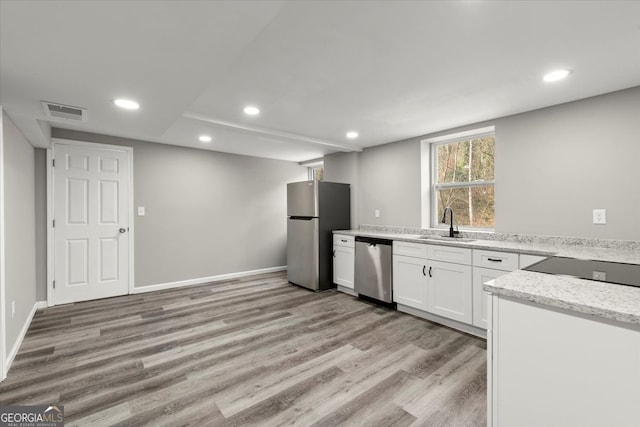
<box><xmin>0</xmin><ymin>272</ymin><xmax>486</xmax><ymax>426</ymax></box>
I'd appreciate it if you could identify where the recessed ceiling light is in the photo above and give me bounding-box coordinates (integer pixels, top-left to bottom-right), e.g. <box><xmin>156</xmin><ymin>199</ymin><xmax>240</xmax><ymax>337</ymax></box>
<box><xmin>243</xmin><ymin>106</ymin><xmax>260</xmax><ymax>116</ymax></box>
<box><xmin>543</xmin><ymin>69</ymin><xmax>571</xmax><ymax>83</ymax></box>
<box><xmin>199</xmin><ymin>135</ymin><xmax>212</xmax><ymax>143</ymax></box>
<box><xmin>114</xmin><ymin>98</ymin><xmax>140</xmax><ymax>110</ymax></box>
<box><xmin>346</xmin><ymin>131</ymin><xmax>359</xmax><ymax>139</ymax></box>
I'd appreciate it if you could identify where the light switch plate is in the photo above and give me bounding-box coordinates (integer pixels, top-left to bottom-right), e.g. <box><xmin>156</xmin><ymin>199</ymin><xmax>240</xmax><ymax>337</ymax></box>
<box><xmin>375</xmin><ymin>209</ymin><xmax>380</xmax><ymax>218</ymax></box>
<box><xmin>592</xmin><ymin>209</ymin><xmax>606</xmax><ymax>224</ymax></box>
<box><xmin>137</xmin><ymin>207</ymin><xmax>145</xmax><ymax>216</ymax></box>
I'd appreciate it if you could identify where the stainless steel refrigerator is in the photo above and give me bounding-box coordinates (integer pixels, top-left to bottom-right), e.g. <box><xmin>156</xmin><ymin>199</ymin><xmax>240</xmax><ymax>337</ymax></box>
<box><xmin>287</xmin><ymin>181</ymin><xmax>350</xmax><ymax>291</ymax></box>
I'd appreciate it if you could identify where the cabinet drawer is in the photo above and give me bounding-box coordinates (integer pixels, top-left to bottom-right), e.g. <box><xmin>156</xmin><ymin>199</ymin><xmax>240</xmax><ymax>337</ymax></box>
<box><xmin>427</xmin><ymin>245</ymin><xmax>472</xmax><ymax>265</ymax></box>
<box><xmin>393</xmin><ymin>240</ymin><xmax>428</xmax><ymax>258</ymax></box>
<box><xmin>473</xmin><ymin>250</ymin><xmax>518</xmax><ymax>271</ymax></box>
<box><xmin>333</xmin><ymin>234</ymin><xmax>355</xmax><ymax>248</ymax></box>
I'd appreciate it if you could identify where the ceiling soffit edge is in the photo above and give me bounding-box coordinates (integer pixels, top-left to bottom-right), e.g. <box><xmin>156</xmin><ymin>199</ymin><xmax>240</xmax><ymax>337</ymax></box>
<box><xmin>182</xmin><ymin>111</ymin><xmax>361</xmax><ymax>153</ymax></box>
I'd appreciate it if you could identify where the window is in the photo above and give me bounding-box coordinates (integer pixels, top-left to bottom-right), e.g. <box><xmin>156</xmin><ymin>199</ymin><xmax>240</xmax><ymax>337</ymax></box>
<box><xmin>430</xmin><ymin>129</ymin><xmax>495</xmax><ymax>230</ymax></box>
<box><xmin>301</xmin><ymin>158</ymin><xmax>324</xmax><ymax>181</ymax></box>
<box><xmin>308</xmin><ymin>165</ymin><xmax>324</xmax><ymax>181</ymax></box>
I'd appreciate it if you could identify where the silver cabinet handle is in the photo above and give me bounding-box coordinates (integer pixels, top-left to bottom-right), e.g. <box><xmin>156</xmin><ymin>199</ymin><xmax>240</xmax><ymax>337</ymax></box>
<box><xmin>341</xmin><ymin>239</ymin><xmax>348</xmax><ymax>243</ymax></box>
<box><xmin>487</xmin><ymin>258</ymin><xmax>502</xmax><ymax>262</ymax></box>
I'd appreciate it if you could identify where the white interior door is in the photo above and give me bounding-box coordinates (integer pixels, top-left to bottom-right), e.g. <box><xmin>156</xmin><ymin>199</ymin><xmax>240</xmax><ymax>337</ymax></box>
<box><xmin>53</xmin><ymin>142</ymin><xmax>131</xmax><ymax>305</ymax></box>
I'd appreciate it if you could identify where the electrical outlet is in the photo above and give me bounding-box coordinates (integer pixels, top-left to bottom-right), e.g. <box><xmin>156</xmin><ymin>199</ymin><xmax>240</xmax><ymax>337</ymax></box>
<box><xmin>137</xmin><ymin>207</ymin><xmax>145</xmax><ymax>216</ymax></box>
<box><xmin>593</xmin><ymin>209</ymin><xmax>606</xmax><ymax>224</ymax></box>
<box><xmin>11</xmin><ymin>301</ymin><xmax>15</xmax><ymax>318</ymax></box>
<box><xmin>375</xmin><ymin>209</ymin><xmax>380</xmax><ymax>218</ymax></box>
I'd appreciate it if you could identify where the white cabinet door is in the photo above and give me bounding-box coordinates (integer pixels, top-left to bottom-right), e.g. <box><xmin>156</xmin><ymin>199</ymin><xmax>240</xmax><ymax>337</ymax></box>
<box><xmin>393</xmin><ymin>254</ymin><xmax>428</xmax><ymax>310</ymax></box>
<box><xmin>333</xmin><ymin>245</ymin><xmax>355</xmax><ymax>289</ymax></box>
<box><xmin>472</xmin><ymin>267</ymin><xmax>505</xmax><ymax>329</ymax></box>
<box><xmin>427</xmin><ymin>260</ymin><xmax>472</xmax><ymax>323</ymax></box>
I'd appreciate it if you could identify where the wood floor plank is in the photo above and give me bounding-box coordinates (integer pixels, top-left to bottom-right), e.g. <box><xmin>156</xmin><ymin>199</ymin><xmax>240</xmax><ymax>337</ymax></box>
<box><xmin>308</xmin><ymin>369</ymin><xmax>419</xmax><ymax>427</ymax></box>
<box><xmin>215</xmin><ymin>344</ymin><xmax>363</xmax><ymax>418</ymax></box>
<box><xmin>268</xmin><ymin>344</ymin><xmax>429</xmax><ymax>426</ymax></box>
<box><xmin>0</xmin><ymin>271</ymin><xmax>486</xmax><ymax>426</ymax></box>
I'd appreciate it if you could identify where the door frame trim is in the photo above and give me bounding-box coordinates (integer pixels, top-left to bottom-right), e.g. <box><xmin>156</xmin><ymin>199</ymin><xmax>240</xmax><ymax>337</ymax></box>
<box><xmin>47</xmin><ymin>138</ymin><xmax>135</xmax><ymax>306</ymax></box>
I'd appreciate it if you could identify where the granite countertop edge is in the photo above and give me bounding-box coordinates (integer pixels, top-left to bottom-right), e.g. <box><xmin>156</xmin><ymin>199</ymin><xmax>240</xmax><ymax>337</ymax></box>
<box><xmin>484</xmin><ymin>271</ymin><xmax>640</xmax><ymax>326</ymax></box>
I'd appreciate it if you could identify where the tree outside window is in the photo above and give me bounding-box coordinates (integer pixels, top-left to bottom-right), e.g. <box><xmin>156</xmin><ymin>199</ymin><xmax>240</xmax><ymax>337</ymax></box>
<box><xmin>432</xmin><ymin>135</ymin><xmax>495</xmax><ymax>229</ymax></box>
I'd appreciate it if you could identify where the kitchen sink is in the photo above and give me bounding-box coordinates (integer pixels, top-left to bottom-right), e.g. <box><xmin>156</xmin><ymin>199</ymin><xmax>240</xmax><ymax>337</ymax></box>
<box><xmin>417</xmin><ymin>235</ymin><xmax>476</xmax><ymax>242</ymax></box>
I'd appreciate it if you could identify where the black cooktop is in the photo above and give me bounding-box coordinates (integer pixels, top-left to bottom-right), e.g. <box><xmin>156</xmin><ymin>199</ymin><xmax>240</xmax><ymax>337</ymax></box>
<box><xmin>524</xmin><ymin>256</ymin><xmax>640</xmax><ymax>288</ymax></box>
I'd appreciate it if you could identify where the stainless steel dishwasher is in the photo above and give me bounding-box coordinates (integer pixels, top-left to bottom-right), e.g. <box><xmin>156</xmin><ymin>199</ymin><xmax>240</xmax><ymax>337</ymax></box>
<box><xmin>354</xmin><ymin>236</ymin><xmax>393</xmax><ymax>303</ymax></box>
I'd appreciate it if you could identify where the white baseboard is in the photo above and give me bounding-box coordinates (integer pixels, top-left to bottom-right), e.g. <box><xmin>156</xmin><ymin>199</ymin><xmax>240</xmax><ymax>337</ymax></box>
<box><xmin>36</xmin><ymin>300</ymin><xmax>48</xmax><ymax>309</ymax></box>
<box><xmin>132</xmin><ymin>266</ymin><xmax>287</xmax><ymax>294</ymax></box>
<box><xmin>5</xmin><ymin>301</ymin><xmax>39</xmax><ymax>373</ymax></box>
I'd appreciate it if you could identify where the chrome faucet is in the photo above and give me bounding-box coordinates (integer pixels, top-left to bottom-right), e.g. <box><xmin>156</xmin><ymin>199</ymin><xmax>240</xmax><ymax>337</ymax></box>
<box><xmin>441</xmin><ymin>206</ymin><xmax>459</xmax><ymax>238</ymax></box>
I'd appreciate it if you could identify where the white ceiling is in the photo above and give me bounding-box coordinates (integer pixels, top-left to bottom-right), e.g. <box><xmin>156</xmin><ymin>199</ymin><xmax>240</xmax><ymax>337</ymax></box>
<box><xmin>2</xmin><ymin>1</ymin><xmax>639</xmax><ymax>162</ymax></box>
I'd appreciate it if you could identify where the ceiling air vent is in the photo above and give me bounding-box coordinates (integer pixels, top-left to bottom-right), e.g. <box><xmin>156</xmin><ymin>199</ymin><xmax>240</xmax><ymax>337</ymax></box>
<box><xmin>41</xmin><ymin>101</ymin><xmax>88</xmax><ymax>122</ymax></box>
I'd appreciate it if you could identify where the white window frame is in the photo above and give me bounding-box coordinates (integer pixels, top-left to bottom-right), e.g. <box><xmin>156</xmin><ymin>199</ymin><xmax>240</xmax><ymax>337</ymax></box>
<box><xmin>422</xmin><ymin>126</ymin><xmax>495</xmax><ymax>231</ymax></box>
<box><xmin>300</xmin><ymin>158</ymin><xmax>324</xmax><ymax>181</ymax></box>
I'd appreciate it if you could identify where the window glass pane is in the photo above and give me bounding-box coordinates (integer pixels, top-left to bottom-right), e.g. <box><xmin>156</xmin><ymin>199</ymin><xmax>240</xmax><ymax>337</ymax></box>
<box><xmin>436</xmin><ymin>137</ymin><xmax>495</xmax><ymax>184</ymax></box>
<box><xmin>308</xmin><ymin>165</ymin><xmax>324</xmax><ymax>181</ymax></box>
<box><xmin>436</xmin><ymin>186</ymin><xmax>494</xmax><ymax>228</ymax></box>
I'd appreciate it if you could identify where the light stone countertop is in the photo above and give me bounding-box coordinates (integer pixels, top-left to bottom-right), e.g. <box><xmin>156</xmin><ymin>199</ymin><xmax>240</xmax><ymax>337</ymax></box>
<box><xmin>334</xmin><ymin>228</ymin><xmax>640</xmax><ymax>326</ymax></box>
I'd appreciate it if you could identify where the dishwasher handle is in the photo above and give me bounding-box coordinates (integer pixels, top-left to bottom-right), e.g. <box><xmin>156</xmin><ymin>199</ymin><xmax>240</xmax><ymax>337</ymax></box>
<box><xmin>355</xmin><ymin>236</ymin><xmax>393</xmax><ymax>246</ymax></box>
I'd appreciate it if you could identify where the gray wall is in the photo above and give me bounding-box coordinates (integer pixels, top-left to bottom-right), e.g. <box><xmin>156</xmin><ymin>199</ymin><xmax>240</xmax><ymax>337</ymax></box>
<box><xmin>2</xmin><ymin>111</ymin><xmax>37</xmax><ymax>353</ymax></box>
<box><xmin>324</xmin><ymin>87</ymin><xmax>640</xmax><ymax>240</ymax></box>
<box><xmin>357</xmin><ymin>138</ymin><xmax>422</xmax><ymax>227</ymax></box>
<box><xmin>323</xmin><ymin>151</ymin><xmax>359</xmax><ymax>228</ymax></box>
<box><xmin>325</xmin><ymin>138</ymin><xmax>423</xmax><ymax>229</ymax></box>
<box><xmin>51</xmin><ymin>129</ymin><xmax>308</xmax><ymax>288</ymax></box>
<box><xmin>495</xmin><ymin>87</ymin><xmax>640</xmax><ymax>239</ymax></box>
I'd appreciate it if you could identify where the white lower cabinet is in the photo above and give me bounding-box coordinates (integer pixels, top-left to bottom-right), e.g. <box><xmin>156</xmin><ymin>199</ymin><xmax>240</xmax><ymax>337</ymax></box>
<box><xmin>333</xmin><ymin>246</ymin><xmax>354</xmax><ymax>289</ymax></box>
<box><xmin>390</xmin><ymin>241</ymin><xmax>551</xmax><ymax>336</ymax></box>
<box><xmin>333</xmin><ymin>234</ymin><xmax>355</xmax><ymax>290</ymax></box>
<box><xmin>393</xmin><ymin>254</ymin><xmax>428</xmax><ymax>310</ymax></box>
<box><xmin>393</xmin><ymin>242</ymin><xmax>473</xmax><ymax>325</ymax></box>
<box><xmin>426</xmin><ymin>260</ymin><xmax>472</xmax><ymax>324</ymax></box>
<box><xmin>472</xmin><ymin>250</ymin><xmax>520</xmax><ymax>330</ymax></box>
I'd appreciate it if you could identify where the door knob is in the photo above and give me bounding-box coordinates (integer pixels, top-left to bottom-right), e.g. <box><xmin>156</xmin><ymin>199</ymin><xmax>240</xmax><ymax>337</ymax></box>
<box><xmin>119</xmin><ymin>228</ymin><xmax>127</xmax><ymax>233</ymax></box>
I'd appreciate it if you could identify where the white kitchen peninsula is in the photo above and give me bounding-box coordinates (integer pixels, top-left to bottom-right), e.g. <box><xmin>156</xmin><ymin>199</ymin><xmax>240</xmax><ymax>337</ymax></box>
<box><xmin>485</xmin><ymin>268</ymin><xmax>640</xmax><ymax>427</ymax></box>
